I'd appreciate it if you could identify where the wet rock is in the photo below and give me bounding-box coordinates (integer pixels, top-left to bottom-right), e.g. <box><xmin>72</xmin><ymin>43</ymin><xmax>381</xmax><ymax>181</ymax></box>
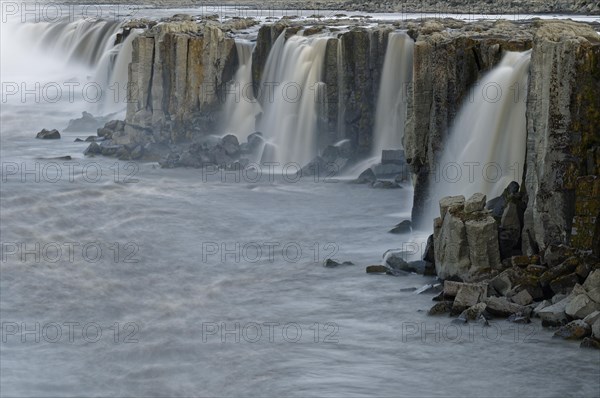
<box><xmin>553</xmin><ymin>320</ymin><xmax>591</xmax><ymax>340</ymax></box>
<box><xmin>459</xmin><ymin>302</ymin><xmax>487</xmax><ymax>321</ymax></box>
<box><xmin>323</xmin><ymin>259</ymin><xmax>354</xmax><ymax>268</ymax></box>
<box><xmin>537</xmin><ymin>298</ymin><xmax>570</xmax><ymax>325</ymax></box>
<box><xmin>508</xmin><ymin>312</ymin><xmax>531</xmax><ymax>324</ymax></box>
<box><xmin>85</xmin><ymin>136</ymin><xmax>98</xmax><ymax>142</ymax></box>
<box><xmin>371</xmin><ymin>180</ymin><xmax>401</xmax><ymax>189</ymax></box>
<box><xmin>355</xmin><ymin>168</ymin><xmax>376</xmax><ymax>184</ymax></box>
<box><xmin>485</xmin><ymin>296</ymin><xmax>529</xmax><ymax>318</ymax></box>
<box><xmin>366</xmin><ymin>265</ymin><xmax>389</xmax><ymax>274</ymax></box>
<box><xmin>593</xmin><ymin>319</ymin><xmax>600</xmax><ymax>338</ymax></box>
<box><xmin>36</xmin><ymin>129</ymin><xmax>60</xmax><ymax>139</ymax></box>
<box><xmin>383</xmin><ymin>251</ymin><xmax>409</xmax><ymax>270</ymax></box>
<box><xmin>389</xmin><ymin>220</ymin><xmax>411</xmax><ymax>234</ymax></box>
<box><xmin>580</xmin><ymin>337</ymin><xmax>600</xmax><ymax>349</ymax></box>
<box><xmin>83</xmin><ymin>142</ymin><xmax>102</xmax><ymax>156</ymax></box>
<box><xmin>74</xmin><ymin>138</ymin><xmax>84</xmax><ymax>142</ymax></box>
<box><xmin>453</xmin><ymin>283</ymin><xmax>488</xmax><ymax>313</ymax></box>
<box><xmin>464</xmin><ymin>193</ymin><xmax>486</xmax><ymax>213</ymax></box>
<box><xmin>414</xmin><ymin>283</ymin><xmax>442</xmax><ymax>295</ymax></box>
<box><xmin>428</xmin><ymin>301</ymin><xmax>452</xmax><ymax>316</ymax></box>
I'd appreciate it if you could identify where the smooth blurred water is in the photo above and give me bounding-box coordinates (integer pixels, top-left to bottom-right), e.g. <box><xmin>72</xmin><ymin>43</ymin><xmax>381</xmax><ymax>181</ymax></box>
<box><xmin>1</xmin><ymin>6</ymin><xmax>599</xmax><ymax>397</ymax></box>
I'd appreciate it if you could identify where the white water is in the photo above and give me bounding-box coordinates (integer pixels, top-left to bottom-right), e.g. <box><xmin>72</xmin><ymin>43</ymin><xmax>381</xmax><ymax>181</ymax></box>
<box><xmin>257</xmin><ymin>32</ymin><xmax>329</xmax><ymax>165</ymax></box>
<box><xmin>223</xmin><ymin>40</ymin><xmax>260</xmax><ymax>140</ymax></box>
<box><xmin>2</xmin><ymin>10</ymin><xmax>599</xmax><ymax>398</ymax></box>
<box><xmin>425</xmin><ymin>51</ymin><xmax>531</xmax><ymax>223</ymax></box>
<box><xmin>372</xmin><ymin>32</ymin><xmax>414</xmax><ymax>155</ymax></box>
<box><xmin>2</xmin><ymin>17</ymin><xmax>138</xmax><ymax>115</ymax></box>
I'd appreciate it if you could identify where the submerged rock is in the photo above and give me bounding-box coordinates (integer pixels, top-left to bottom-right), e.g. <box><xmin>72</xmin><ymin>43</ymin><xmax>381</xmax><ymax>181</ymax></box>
<box><xmin>389</xmin><ymin>220</ymin><xmax>411</xmax><ymax>234</ymax></box>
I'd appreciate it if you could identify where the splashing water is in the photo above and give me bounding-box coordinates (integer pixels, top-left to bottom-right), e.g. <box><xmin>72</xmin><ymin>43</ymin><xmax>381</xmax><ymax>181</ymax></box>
<box><xmin>425</xmin><ymin>50</ymin><xmax>531</xmax><ymax>224</ymax></box>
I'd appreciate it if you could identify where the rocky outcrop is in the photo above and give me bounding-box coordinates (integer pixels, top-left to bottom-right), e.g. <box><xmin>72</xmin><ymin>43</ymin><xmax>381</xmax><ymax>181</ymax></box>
<box><xmin>125</xmin><ymin>20</ymin><xmax>242</xmax><ymax>145</ymax></box>
<box><xmin>433</xmin><ymin>194</ymin><xmax>501</xmax><ymax>281</ymax></box>
<box><xmin>523</xmin><ymin>21</ymin><xmax>600</xmax><ymax>254</ymax></box>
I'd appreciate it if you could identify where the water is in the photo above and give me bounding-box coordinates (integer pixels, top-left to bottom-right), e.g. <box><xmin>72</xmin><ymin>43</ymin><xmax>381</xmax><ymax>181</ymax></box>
<box><xmin>223</xmin><ymin>40</ymin><xmax>260</xmax><ymax>140</ymax></box>
<box><xmin>257</xmin><ymin>31</ymin><xmax>329</xmax><ymax>165</ymax></box>
<box><xmin>425</xmin><ymin>51</ymin><xmax>532</xmax><ymax>223</ymax></box>
<box><xmin>372</xmin><ymin>32</ymin><xmax>413</xmax><ymax>155</ymax></box>
<box><xmin>1</xmin><ymin>11</ymin><xmax>599</xmax><ymax>398</ymax></box>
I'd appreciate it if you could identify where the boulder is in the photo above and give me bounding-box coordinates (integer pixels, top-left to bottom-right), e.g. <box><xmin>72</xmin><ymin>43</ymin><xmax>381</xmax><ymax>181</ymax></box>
<box><xmin>549</xmin><ymin>273</ymin><xmax>579</xmax><ymax>295</ymax></box>
<box><xmin>580</xmin><ymin>337</ymin><xmax>600</xmax><ymax>349</ymax></box>
<box><xmin>323</xmin><ymin>259</ymin><xmax>354</xmax><ymax>268</ymax></box>
<box><xmin>464</xmin><ymin>193</ymin><xmax>486</xmax><ymax>213</ymax></box>
<box><xmin>566</xmin><ymin>293</ymin><xmax>600</xmax><ymax>319</ymax></box>
<box><xmin>371</xmin><ymin>180</ymin><xmax>401</xmax><ymax>189</ymax></box>
<box><xmin>489</xmin><ymin>270</ymin><xmax>513</xmax><ymax>296</ymax></box>
<box><xmin>356</xmin><ymin>168</ymin><xmax>376</xmax><ymax>184</ymax></box>
<box><xmin>221</xmin><ymin>134</ymin><xmax>240</xmax><ymax>156</ymax></box>
<box><xmin>439</xmin><ymin>195</ymin><xmax>465</xmax><ymax>218</ymax></box>
<box><xmin>511</xmin><ymin>289</ymin><xmax>533</xmax><ymax>306</ymax></box>
<box><xmin>485</xmin><ymin>296</ymin><xmax>529</xmax><ymax>317</ymax></box>
<box><xmin>583</xmin><ymin>269</ymin><xmax>600</xmax><ymax>303</ymax></box>
<box><xmin>459</xmin><ymin>302</ymin><xmax>487</xmax><ymax>321</ymax></box>
<box><xmin>428</xmin><ymin>301</ymin><xmax>452</xmax><ymax>316</ymax></box>
<box><xmin>366</xmin><ymin>265</ymin><xmax>389</xmax><ymax>274</ymax></box>
<box><xmin>553</xmin><ymin>320</ymin><xmax>592</xmax><ymax>340</ymax></box>
<box><xmin>84</xmin><ymin>142</ymin><xmax>102</xmax><ymax>155</ymax></box>
<box><xmin>453</xmin><ymin>283</ymin><xmax>488</xmax><ymax>313</ymax></box>
<box><xmin>593</xmin><ymin>319</ymin><xmax>600</xmax><ymax>338</ymax></box>
<box><xmin>583</xmin><ymin>311</ymin><xmax>600</xmax><ymax>326</ymax></box>
<box><xmin>537</xmin><ymin>297</ymin><xmax>570</xmax><ymax>325</ymax></box>
<box><xmin>389</xmin><ymin>220</ymin><xmax>411</xmax><ymax>234</ymax></box>
<box><xmin>36</xmin><ymin>129</ymin><xmax>60</xmax><ymax>139</ymax></box>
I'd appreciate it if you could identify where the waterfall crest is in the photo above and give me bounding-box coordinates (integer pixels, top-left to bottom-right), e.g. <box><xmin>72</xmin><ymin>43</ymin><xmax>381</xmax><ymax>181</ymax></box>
<box><xmin>257</xmin><ymin>32</ymin><xmax>329</xmax><ymax>166</ymax></box>
<box><xmin>372</xmin><ymin>32</ymin><xmax>414</xmax><ymax>155</ymax></box>
<box><xmin>426</xmin><ymin>50</ymin><xmax>532</xmax><ymax>222</ymax></box>
<box><xmin>223</xmin><ymin>40</ymin><xmax>259</xmax><ymax>141</ymax></box>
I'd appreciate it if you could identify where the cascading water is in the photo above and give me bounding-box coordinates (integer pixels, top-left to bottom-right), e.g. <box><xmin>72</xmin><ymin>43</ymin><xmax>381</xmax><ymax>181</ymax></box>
<box><xmin>257</xmin><ymin>31</ymin><xmax>329</xmax><ymax>166</ymax></box>
<box><xmin>223</xmin><ymin>40</ymin><xmax>259</xmax><ymax>140</ymax></box>
<box><xmin>2</xmin><ymin>17</ymin><xmax>138</xmax><ymax>115</ymax></box>
<box><xmin>425</xmin><ymin>50</ymin><xmax>532</xmax><ymax>223</ymax></box>
<box><xmin>372</xmin><ymin>32</ymin><xmax>414</xmax><ymax>156</ymax></box>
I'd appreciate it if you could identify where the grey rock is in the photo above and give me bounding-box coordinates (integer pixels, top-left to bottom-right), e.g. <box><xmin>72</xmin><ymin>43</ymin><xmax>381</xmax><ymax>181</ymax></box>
<box><xmin>36</xmin><ymin>129</ymin><xmax>60</xmax><ymax>139</ymax></box>
<box><xmin>389</xmin><ymin>220</ymin><xmax>411</xmax><ymax>234</ymax></box>
<box><xmin>553</xmin><ymin>320</ymin><xmax>592</xmax><ymax>340</ymax></box>
<box><xmin>464</xmin><ymin>193</ymin><xmax>486</xmax><ymax>213</ymax></box>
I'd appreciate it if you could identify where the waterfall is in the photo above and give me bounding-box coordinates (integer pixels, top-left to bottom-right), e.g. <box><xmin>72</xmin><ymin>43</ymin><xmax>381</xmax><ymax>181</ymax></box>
<box><xmin>257</xmin><ymin>31</ymin><xmax>329</xmax><ymax>166</ymax></box>
<box><xmin>223</xmin><ymin>40</ymin><xmax>260</xmax><ymax>140</ymax></box>
<box><xmin>426</xmin><ymin>50</ymin><xmax>532</xmax><ymax>222</ymax></box>
<box><xmin>372</xmin><ymin>32</ymin><xmax>414</xmax><ymax>156</ymax></box>
<box><xmin>2</xmin><ymin>18</ymin><xmax>135</xmax><ymax>114</ymax></box>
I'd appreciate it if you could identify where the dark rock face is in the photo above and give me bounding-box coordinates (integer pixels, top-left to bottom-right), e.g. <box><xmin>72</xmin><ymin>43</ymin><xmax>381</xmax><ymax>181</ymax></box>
<box><xmin>36</xmin><ymin>129</ymin><xmax>61</xmax><ymax>139</ymax></box>
<box><xmin>523</xmin><ymin>21</ymin><xmax>600</xmax><ymax>255</ymax></box>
